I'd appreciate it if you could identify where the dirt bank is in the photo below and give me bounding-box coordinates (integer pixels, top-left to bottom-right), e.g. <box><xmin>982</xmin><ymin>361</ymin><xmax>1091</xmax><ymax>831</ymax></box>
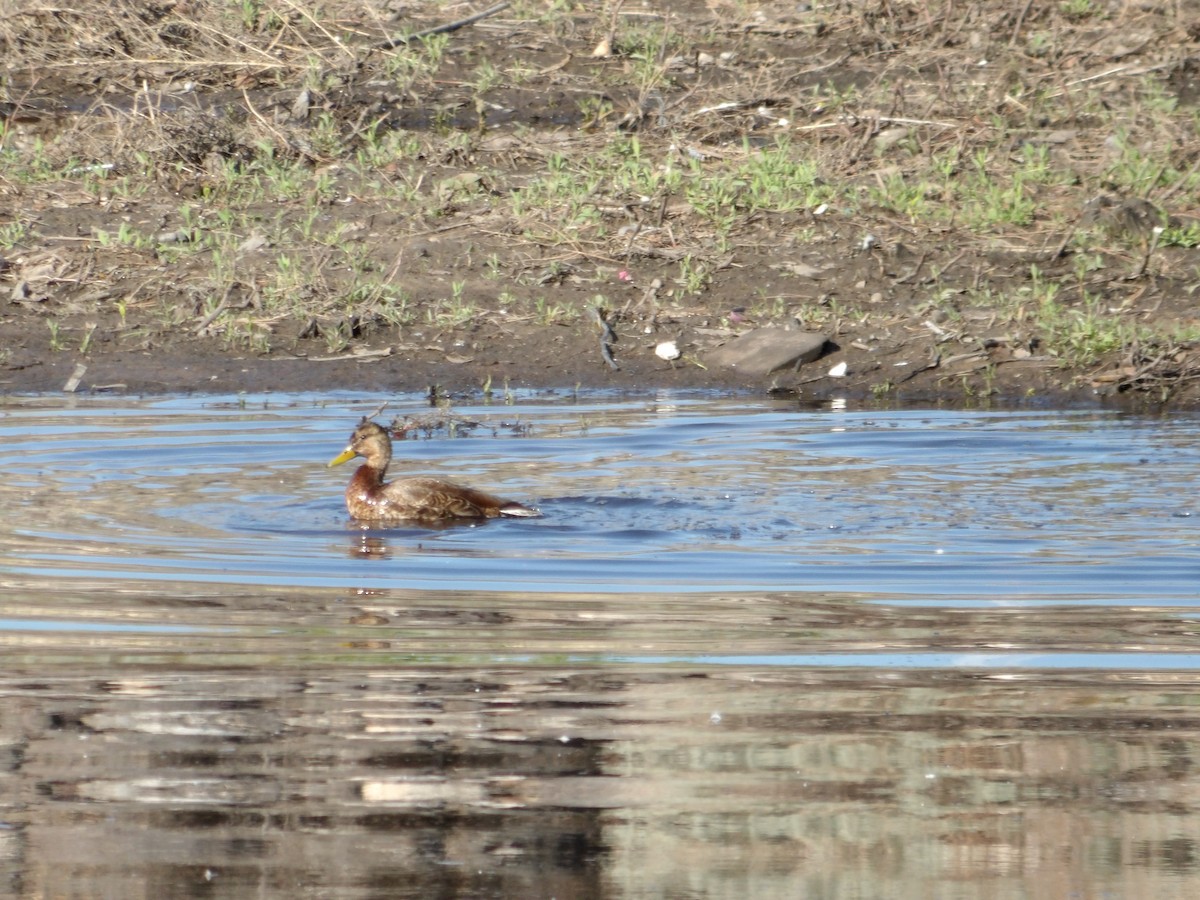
<box><xmin>2</xmin><ymin>0</ymin><xmax>1198</xmax><ymax>405</ymax></box>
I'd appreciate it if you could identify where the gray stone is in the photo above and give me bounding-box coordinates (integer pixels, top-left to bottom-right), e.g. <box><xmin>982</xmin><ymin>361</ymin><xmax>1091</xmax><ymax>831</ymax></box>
<box><xmin>705</xmin><ymin>328</ymin><xmax>829</xmax><ymax>377</ymax></box>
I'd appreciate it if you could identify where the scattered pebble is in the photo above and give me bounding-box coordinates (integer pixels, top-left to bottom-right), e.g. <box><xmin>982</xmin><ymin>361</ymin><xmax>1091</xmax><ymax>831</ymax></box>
<box><xmin>655</xmin><ymin>341</ymin><xmax>681</xmax><ymax>361</ymax></box>
<box><xmin>237</xmin><ymin>233</ymin><xmax>267</xmax><ymax>254</ymax></box>
<box><xmin>874</xmin><ymin>126</ymin><xmax>910</xmax><ymax>152</ymax></box>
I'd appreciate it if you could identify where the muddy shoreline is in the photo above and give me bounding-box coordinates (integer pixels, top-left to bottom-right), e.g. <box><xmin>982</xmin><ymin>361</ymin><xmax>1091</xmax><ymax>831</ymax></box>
<box><xmin>0</xmin><ymin>333</ymin><xmax>1141</xmax><ymax>410</ymax></box>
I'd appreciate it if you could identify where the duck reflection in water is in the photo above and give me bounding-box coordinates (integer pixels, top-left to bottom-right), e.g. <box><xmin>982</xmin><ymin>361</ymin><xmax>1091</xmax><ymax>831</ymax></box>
<box><xmin>350</xmin><ymin>534</ymin><xmax>391</xmax><ymax>559</ymax></box>
<box><xmin>329</xmin><ymin>419</ymin><xmax>541</xmax><ymax>525</ymax></box>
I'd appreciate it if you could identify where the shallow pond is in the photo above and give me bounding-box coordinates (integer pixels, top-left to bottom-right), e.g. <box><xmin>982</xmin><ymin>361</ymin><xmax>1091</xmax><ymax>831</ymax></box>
<box><xmin>2</xmin><ymin>391</ymin><xmax>1199</xmax><ymax>898</ymax></box>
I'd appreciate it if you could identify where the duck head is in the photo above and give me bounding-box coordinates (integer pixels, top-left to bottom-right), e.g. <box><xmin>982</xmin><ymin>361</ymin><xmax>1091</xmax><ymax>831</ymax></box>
<box><xmin>328</xmin><ymin>419</ymin><xmax>392</xmax><ymax>469</ymax></box>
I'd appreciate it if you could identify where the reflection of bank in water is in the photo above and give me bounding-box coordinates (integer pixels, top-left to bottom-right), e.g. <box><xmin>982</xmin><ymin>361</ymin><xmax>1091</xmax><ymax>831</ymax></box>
<box><xmin>13</xmin><ymin>661</ymin><xmax>1199</xmax><ymax>898</ymax></box>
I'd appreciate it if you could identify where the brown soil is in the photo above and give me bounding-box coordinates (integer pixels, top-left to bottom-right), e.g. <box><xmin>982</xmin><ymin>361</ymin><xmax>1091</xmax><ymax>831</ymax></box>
<box><xmin>2</xmin><ymin>1</ymin><xmax>1199</xmax><ymax>405</ymax></box>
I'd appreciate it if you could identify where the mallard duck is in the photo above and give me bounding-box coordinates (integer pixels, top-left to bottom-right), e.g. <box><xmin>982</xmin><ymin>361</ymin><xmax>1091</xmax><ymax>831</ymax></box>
<box><xmin>328</xmin><ymin>419</ymin><xmax>541</xmax><ymax>523</ymax></box>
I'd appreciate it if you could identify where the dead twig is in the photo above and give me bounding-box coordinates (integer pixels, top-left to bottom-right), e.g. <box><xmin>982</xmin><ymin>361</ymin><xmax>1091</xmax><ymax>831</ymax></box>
<box><xmin>1131</xmin><ymin>227</ymin><xmax>1165</xmax><ymax>279</ymax></box>
<box><xmin>373</xmin><ymin>1</ymin><xmax>511</xmax><ymax>50</ymax></box>
<box><xmin>1008</xmin><ymin>0</ymin><xmax>1037</xmax><ymax>47</ymax></box>
<box><xmin>194</xmin><ymin>283</ymin><xmax>253</xmax><ymax>335</ymax></box>
<box><xmin>893</xmin><ymin>250</ymin><xmax>928</xmax><ymax>285</ymax></box>
<box><xmin>794</xmin><ymin>115</ymin><xmax>958</xmax><ymax>133</ymax></box>
<box><xmin>1050</xmin><ymin>209</ymin><xmax>1085</xmax><ymax>260</ymax></box>
<box><xmin>896</xmin><ymin>346</ymin><xmax>942</xmax><ymax>383</ymax></box>
<box><xmin>194</xmin><ymin>290</ymin><xmax>233</xmax><ymax>336</ymax></box>
<box><xmin>589</xmin><ymin>305</ymin><xmax>619</xmax><ymax>370</ymax></box>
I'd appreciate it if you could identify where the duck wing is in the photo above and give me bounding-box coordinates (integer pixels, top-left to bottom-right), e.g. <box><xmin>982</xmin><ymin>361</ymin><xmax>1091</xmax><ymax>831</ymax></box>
<box><xmin>382</xmin><ymin>477</ymin><xmax>540</xmax><ymax>520</ymax></box>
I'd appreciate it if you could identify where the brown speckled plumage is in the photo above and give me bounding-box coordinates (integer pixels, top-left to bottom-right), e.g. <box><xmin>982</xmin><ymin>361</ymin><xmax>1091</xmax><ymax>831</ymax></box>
<box><xmin>329</xmin><ymin>420</ymin><xmax>541</xmax><ymax>523</ymax></box>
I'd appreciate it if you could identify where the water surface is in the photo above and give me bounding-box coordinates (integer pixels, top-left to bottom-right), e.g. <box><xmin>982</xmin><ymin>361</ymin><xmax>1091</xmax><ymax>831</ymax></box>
<box><xmin>2</xmin><ymin>392</ymin><xmax>1199</xmax><ymax>898</ymax></box>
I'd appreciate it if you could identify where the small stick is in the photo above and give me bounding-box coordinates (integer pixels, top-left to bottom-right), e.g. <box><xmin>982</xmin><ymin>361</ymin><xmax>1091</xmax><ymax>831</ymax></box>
<box><xmin>373</xmin><ymin>1</ymin><xmax>511</xmax><ymax>50</ymax></box>
<box><xmin>600</xmin><ymin>340</ymin><xmax>619</xmax><ymax>371</ymax></box>
<box><xmin>1008</xmin><ymin>0</ymin><xmax>1036</xmax><ymax>47</ymax></box>
<box><xmin>194</xmin><ymin>284</ymin><xmax>253</xmax><ymax>335</ymax></box>
<box><xmin>1158</xmin><ymin>155</ymin><xmax>1200</xmax><ymax>204</ymax></box>
<box><xmin>896</xmin><ymin>347</ymin><xmax>941</xmax><ymax>383</ymax></box>
<box><xmin>1132</xmin><ymin>227</ymin><xmax>1164</xmax><ymax>279</ymax></box>
<box><xmin>1050</xmin><ymin>211</ymin><xmax>1084</xmax><ymax>260</ymax></box>
<box><xmin>622</xmin><ymin>221</ymin><xmax>642</xmax><ymax>264</ymax></box>
<box><xmin>589</xmin><ymin>306</ymin><xmax>620</xmax><ymax>370</ymax></box>
<box><xmin>893</xmin><ymin>250</ymin><xmax>928</xmax><ymax>285</ymax></box>
<box><xmin>793</xmin><ymin>115</ymin><xmax>958</xmax><ymax>132</ymax></box>
<box><xmin>590</xmin><ymin>304</ymin><xmax>617</xmax><ymax>344</ymax></box>
<box><xmin>194</xmin><ymin>294</ymin><xmax>231</xmax><ymax>335</ymax></box>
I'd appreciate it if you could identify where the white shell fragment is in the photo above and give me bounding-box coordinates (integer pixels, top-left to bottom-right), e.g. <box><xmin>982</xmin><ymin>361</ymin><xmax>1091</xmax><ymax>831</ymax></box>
<box><xmin>828</xmin><ymin>361</ymin><xmax>848</xmax><ymax>377</ymax></box>
<box><xmin>655</xmin><ymin>341</ymin><xmax>682</xmax><ymax>361</ymax></box>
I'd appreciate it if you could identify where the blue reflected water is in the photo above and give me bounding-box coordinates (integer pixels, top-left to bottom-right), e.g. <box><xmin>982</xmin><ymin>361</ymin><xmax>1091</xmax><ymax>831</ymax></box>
<box><xmin>3</xmin><ymin>393</ymin><xmax>1198</xmax><ymax>603</ymax></box>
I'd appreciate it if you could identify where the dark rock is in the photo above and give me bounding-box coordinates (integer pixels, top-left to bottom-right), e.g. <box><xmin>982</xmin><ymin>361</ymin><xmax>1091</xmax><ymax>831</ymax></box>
<box><xmin>706</xmin><ymin>328</ymin><xmax>829</xmax><ymax>377</ymax></box>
